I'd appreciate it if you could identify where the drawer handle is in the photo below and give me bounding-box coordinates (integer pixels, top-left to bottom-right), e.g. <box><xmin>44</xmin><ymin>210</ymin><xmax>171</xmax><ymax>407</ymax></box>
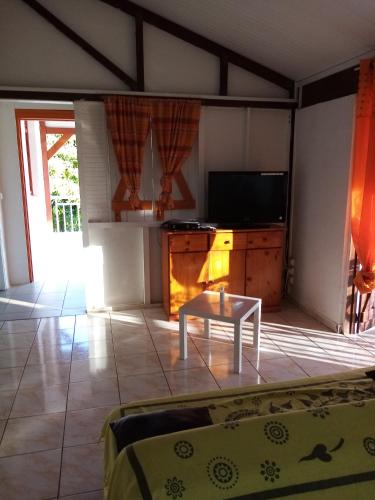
<box><xmin>224</xmin><ymin>240</ymin><xmax>230</xmax><ymax>244</ymax></box>
<box><xmin>263</xmin><ymin>237</ymin><xmax>268</xmax><ymax>242</ymax></box>
<box><xmin>249</xmin><ymin>240</ymin><xmax>253</xmax><ymax>244</ymax></box>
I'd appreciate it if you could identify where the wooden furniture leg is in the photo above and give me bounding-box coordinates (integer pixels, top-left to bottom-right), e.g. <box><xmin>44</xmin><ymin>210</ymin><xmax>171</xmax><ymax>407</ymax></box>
<box><xmin>179</xmin><ymin>313</ymin><xmax>187</xmax><ymax>360</ymax></box>
<box><xmin>204</xmin><ymin>318</ymin><xmax>210</xmax><ymax>339</ymax></box>
<box><xmin>234</xmin><ymin>321</ymin><xmax>242</xmax><ymax>374</ymax></box>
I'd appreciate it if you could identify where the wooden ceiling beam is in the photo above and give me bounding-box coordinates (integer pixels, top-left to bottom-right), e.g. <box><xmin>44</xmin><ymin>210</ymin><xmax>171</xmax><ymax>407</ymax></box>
<box><xmin>301</xmin><ymin>66</ymin><xmax>358</xmax><ymax>108</ymax></box>
<box><xmin>135</xmin><ymin>14</ymin><xmax>145</xmax><ymax>91</ymax></box>
<box><xmin>21</xmin><ymin>0</ymin><xmax>137</xmax><ymax>90</ymax></box>
<box><xmin>100</xmin><ymin>0</ymin><xmax>294</xmax><ymax>93</ymax></box>
<box><xmin>219</xmin><ymin>55</ymin><xmax>228</xmax><ymax>96</ymax></box>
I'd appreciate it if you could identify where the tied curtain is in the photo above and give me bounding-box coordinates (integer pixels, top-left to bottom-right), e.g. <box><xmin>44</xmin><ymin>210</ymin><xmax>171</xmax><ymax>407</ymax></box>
<box><xmin>104</xmin><ymin>96</ymin><xmax>151</xmax><ymax>209</ymax></box>
<box><xmin>351</xmin><ymin>58</ymin><xmax>375</xmax><ymax>294</ymax></box>
<box><xmin>152</xmin><ymin>99</ymin><xmax>201</xmax><ymax>220</ymax></box>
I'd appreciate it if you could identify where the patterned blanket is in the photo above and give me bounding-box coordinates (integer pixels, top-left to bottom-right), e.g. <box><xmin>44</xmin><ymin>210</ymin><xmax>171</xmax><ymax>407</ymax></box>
<box><xmin>102</xmin><ymin>367</ymin><xmax>375</xmax><ymax>499</ymax></box>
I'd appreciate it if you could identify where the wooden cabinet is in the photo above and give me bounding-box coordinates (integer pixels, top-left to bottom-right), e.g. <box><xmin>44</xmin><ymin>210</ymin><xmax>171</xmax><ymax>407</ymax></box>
<box><xmin>245</xmin><ymin>248</ymin><xmax>283</xmax><ymax>307</ymax></box>
<box><xmin>207</xmin><ymin>250</ymin><xmax>246</xmax><ymax>295</ymax></box>
<box><xmin>162</xmin><ymin>228</ymin><xmax>284</xmax><ymax>318</ymax></box>
<box><xmin>169</xmin><ymin>252</ymin><xmax>209</xmax><ymax>315</ymax></box>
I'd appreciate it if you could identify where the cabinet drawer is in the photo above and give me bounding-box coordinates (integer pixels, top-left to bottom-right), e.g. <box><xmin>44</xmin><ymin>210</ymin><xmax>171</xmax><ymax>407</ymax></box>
<box><xmin>209</xmin><ymin>232</ymin><xmax>247</xmax><ymax>251</ymax></box>
<box><xmin>169</xmin><ymin>234</ymin><xmax>208</xmax><ymax>253</ymax></box>
<box><xmin>247</xmin><ymin>231</ymin><xmax>283</xmax><ymax>249</ymax></box>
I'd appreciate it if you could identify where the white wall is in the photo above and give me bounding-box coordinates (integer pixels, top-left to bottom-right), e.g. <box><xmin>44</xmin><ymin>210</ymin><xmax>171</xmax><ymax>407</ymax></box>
<box><xmin>290</xmin><ymin>95</ymin><xmax>354</xmax><ymax>330</ymax></box>
<box><xmin>75</xmin><ymin>101</ymin><xmax>291</xmax><ymax>308</ymax></box>
<box><xmin>0</xmin><ymin>0</ymin><xmax>291</xmax><ymax>298</ymax></box>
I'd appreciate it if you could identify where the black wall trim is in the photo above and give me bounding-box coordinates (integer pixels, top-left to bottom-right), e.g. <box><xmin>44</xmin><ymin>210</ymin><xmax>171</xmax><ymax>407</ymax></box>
<box><xmin>301</xmin><ymin>66</ymin><xmax>358</xmax><ymax>108</ymax></box>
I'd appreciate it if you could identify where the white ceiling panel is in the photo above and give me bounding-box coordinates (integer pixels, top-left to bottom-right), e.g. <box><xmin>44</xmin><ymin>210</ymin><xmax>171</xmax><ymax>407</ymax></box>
<box><xmin>132</xmin><ymin>0</ymin><xmax>375</xmax><ymax>81</ymax></box>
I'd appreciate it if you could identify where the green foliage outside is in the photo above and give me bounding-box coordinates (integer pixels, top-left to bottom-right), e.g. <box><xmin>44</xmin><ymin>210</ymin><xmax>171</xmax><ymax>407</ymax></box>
<box><xmin>47</xmin><ymin>134</ymin><xmax>81</xmax><ymax>232</ymax></box>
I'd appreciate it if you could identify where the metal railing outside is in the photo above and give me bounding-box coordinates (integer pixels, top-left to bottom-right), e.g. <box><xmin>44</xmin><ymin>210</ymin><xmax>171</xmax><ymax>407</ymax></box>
<box><xmin>51</xmin><ymin>196</ymin><xmax>81</xmax><ymax>232</ymax></box>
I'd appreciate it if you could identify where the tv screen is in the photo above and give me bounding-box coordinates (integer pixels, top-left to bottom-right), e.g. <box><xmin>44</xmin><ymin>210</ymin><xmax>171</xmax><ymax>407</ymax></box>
<box><xmin>207</xmin><ymin>171</ymin><xmax>288</xmax><ymax>225</ymax></box>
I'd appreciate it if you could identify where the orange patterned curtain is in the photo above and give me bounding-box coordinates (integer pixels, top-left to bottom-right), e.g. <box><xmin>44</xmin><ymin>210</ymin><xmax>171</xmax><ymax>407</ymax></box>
<box><xmin>104</xmin><ymin>96</ymin><xmax>151</xmax><ymax>209</ymax></box>
<box><xmin>351</xmin><ymin>58</ymin><xmax>375</xmax><ymax>294</ymax></box>
<box><xmin>152</xmin><ymin>99</ymin><xmax>201</xmax><ymax>220</ymax></box>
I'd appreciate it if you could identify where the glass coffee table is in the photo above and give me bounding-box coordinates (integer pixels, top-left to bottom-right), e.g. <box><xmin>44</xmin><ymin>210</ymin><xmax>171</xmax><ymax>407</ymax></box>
<box><xmin>179</xmin><ymin>291</ymin><xmax>261</xmax><ymax>374</ymax></box>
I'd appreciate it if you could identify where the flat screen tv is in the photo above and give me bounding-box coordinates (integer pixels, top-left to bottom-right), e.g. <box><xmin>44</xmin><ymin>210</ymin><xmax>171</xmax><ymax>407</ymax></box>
<box><xmin>207</xmin><ymin>171</ymin><xmax>288</xmax><ymax>226</ymax></box>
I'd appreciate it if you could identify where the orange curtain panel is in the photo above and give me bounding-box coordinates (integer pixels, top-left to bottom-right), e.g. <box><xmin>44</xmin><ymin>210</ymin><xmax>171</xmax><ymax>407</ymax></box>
<box><xmin>104</xmin><ymin>96</ymin><xmax>151</xmax><ymax>209</ymax></box>
<box><xmin>351</xmin><ymin>58</ymin><xmax>375</xmax><ymax>294</ymax></box>
<box><xmin>152</xmin><ymin>99</ymin><xmax>201</xmax><ymax>220</ymax></box>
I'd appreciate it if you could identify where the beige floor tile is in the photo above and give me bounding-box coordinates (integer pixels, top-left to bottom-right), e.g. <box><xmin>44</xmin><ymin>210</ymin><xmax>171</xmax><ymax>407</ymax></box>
<box><xmin>75</xmin><ymin>314</ymin><xmax>111</xmax><ymax>327</ymax></box>
<box><xmin>318</xmin><ymin>344</ymin><xmax>375</xmax><ymax>365</ymax></box>
<box><xmin>0</xmin><ymin>348</ymin><xmax>30</xmax><ymax>368</ymax></box>
<box><xmin>209</xmin><ymin>362</ymin><xmax>264</xmax><ymax>389</ymax></box>
<box><xmin>11</xmin><ymin>384</ymin><xmax>68</xmax><ymax>418</ymax></box>
<box><xmin>290</xmin><ymin>356</ymin><xmax>351</xmax><ymax>377</ymax></box>
<box><xmin>20</xmin><ymin>362</ymin><xmax>70</xmax><ymax>389</ymax></box>
<box><xmin>111</xmin><ymin>323</ymin><xmax>149</xmax><ymax>336</ymax></box>
<box><xmin>0</xmin><ymin>419</ymin><xmax>6</xmax><ymax>439</ymax></box>
<box><xmin>73</xmin><ymin>326</ymin><xmax>113</xmax><ymax>344</ymax></box>
<box><xmin>0</xmin><ymin>332</ymin><xmax>35</xmax><ymax>350</ymax></box>
<box><xmin>0</xmin><ymin>448</ymin><xmax>61</xmax><ymax>500</ymax></box>
<box><xmin>72</xmin><ymin>340</ymin><xmax>114</xmax><ymax>361</ymax></box>
<box><xmin>192</xmin><ymin>338</ymin><xmax>243</xmax><ymax>367</ymax></box>
<box><xmin>115</xmin><ymin>352</ymin><xmax>163</xmax><ymax>377</ymax></box>
<box><xmin>113</xmin><ymin>335</ymin><xmax>156</xmax><ymax>356</ymax></box>
<box><xmin>243</xmin><ymin>346</ymin><xmax>287</xmax><ymax>363</ymax></box>
<box><xmin>64</xmin><ymin>406</ymin><xmax>113</xmax><ymax>447</ymax></box>
<box><xmin>111</xmin><ymin>309</ymin><xmax>146</xmax><ymax>324</ymax></box>
<box><xmin>118</xmin><ymin>373</ymin><xmax>171</xmax><ymax>403</ymax></box>
<box><xmin>60</xmin><ymin>442</ymin><xmax>104</xmax><ymax>497</ymax></box>
<box><xmin>68</xmin><ymin>378</ymin><xmax>120</xmax><ymax>411</ymax></box>
<box><xmin>28</xmin><ymin>343</ymin><xmax>72</xmax><ymax>365</ymax></box>
<box><xmin>39</xmin><ymin>315</ymin><xmax>75</xmax><ymax>331</ymax></box>
<box><xmin>158</xmin><ymin>347</ymin><xmax>206</xmax><ymax>371</ymax></box>
<box><xmin>146</xmin><ymin>317</ymin><xmax>179</xmax><ymax>333</ymax></box>
<box><xmin>255</xmin><ymin>357</ymin><xmax>308</xmax><ymax>383</ymax></box>
<box><xmin>0</xmin><ymin>366</ymin><xmax>23</xmax><ymax>390</ymax></box>
<box><xmin>0</xmin><ymin>389</ymin><xmax>16</xmax><ymax>419</ymax></box>
<box><xmin>165</xmin><ymin>367</ymin><xmax>219</xmax><ymax>395</ymax></box>
<box><xmin>59</xmin><ymin>491</ymin><xmax>103</xmax><ymax>500</ymax></box>
<box><xmin>142</xmin><ymin>307</ymin><xmax>166</xmax><ymax>319</ymax></box>
<box><xmin>0</xmin><ymin>312</ymin><xmax>32</xmax><ymax>321</ymax></box>
<box><xmin>0</xmin><ymin>318</ymin><xmax>40</xmax><ymax>334</ymax></box>
<box><xmin>35</xmin><ymin>328</ymin><xmax>74</xmax><ymax>346</ymax></box>
<box><xmin>0</xmin><ymin>412</ymin><xmax>65</xmax><ymax>456</ymax></box>
<box><xmin>151</xmin><ymin>331</ymin><xmax>195</xmax><ymax>352</ymax></box>
<box><xmin>70</xmin><ymin>357</ymin><xmax>117</xmax><ymax>382</ymax></box>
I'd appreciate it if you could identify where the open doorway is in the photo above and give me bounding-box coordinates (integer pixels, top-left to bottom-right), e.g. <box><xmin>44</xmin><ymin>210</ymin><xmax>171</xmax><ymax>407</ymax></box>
<box><xmin>14</xmin><ymin>109</ymin><xmax>85</xmax><ymax>317</ymax></box>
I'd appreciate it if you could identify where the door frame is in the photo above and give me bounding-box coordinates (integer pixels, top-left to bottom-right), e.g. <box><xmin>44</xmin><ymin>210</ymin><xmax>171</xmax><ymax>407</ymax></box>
<box><xmin>14</xmin><ymin>109</ymin><xmax>75</xmax><ymax>282</ymax></box>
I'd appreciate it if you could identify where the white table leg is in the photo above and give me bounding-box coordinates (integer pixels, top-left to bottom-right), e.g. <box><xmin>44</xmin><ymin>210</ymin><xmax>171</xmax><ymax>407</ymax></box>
<box><xmin>254</xmin><ymin>303</ymin><xmax>261</xmax><ymax>350</ymax></box>
<box><xmin>179</xmin><ymin>313</ymin><xmax>187</xmax><ymax>360</ymax></box>
<box><xmin>234</xmin><ymin>321</ymin><xmax>242</xmax><ymax>374</ymax></box>
<box><xmin>204</xmin><ymin>318</ymin><xmax>210</xmax><ymax>339</ymax></box>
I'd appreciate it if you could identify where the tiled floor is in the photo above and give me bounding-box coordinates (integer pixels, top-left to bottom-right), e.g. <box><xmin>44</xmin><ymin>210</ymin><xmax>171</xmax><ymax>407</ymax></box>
<box><xmin>0</xmin><ymin>280</ymin><xmax>86</xmax><ymax>321</ymax></box>
<box><xmin>1</xmin><ymin>304</ymin><xmax>375</xmax><ymax>499</ymax></box>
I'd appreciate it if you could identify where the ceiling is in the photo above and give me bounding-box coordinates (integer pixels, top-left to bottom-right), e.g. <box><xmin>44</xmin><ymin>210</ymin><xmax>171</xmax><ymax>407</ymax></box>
<box><xmin>132</xmin><ymin>0</ymin><xmax>375</xmax><ymax>82</ymax></box>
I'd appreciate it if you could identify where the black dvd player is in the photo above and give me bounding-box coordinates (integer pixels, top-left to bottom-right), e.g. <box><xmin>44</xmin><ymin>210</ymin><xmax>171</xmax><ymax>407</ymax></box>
<box><xmin>160</xmin><ymin>219</ymin><xmax>216</xmax><ymax>231</ymax></box>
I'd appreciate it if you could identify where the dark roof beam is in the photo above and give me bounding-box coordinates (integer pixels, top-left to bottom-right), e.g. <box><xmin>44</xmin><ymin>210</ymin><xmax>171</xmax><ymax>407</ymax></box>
<box><xmin>135</xmin><ymin>13</ymin><xmax>145</xmax><ymax>91</ymax></box>
<box><xmin>100</xmin><ymin>0</ymin><xmax>294</xmax><ymax>94</ymax></box>
<box><xmin>21</xmin><ymin>0</ymin><xmax>138</xmax><ymax>90</ymax></box>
